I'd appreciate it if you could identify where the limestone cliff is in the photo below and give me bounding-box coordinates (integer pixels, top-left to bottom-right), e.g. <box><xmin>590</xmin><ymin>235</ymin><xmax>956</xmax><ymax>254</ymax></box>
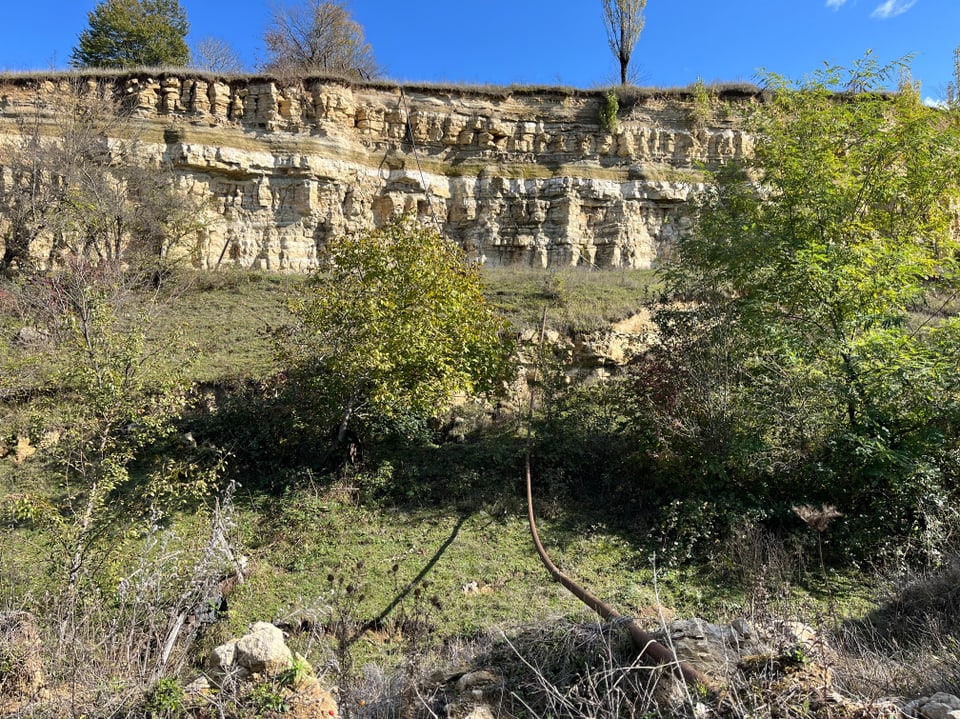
<box><xmin>0</xmin><ymin>73</ymin><xmax>756</xmax><ymax>270</ymax></box>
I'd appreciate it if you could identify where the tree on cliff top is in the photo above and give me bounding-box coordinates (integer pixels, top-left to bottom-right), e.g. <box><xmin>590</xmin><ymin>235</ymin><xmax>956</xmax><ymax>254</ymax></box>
<box><xmin>283</xmin><ymin>216</ymin><xmax>513</xmax><ymax>448</ymax></box>
<box><xmin>71</xmin><ymin>0</ymin><xmax>189</xmax><ymax>69</ymax></box>
<box><xmin>601</xmin><ymin>0</ymin><xmax>646</xmax><ymax>85</ymax></box>
<box><xmin>261</xmin><ymin>0</ymin><xmax>378</xmax><ymax>79</ymax></box>
<box><xmin>191</xmin><ymin>36</ymin><xmax>245</xmax><ymax>74</ymax></box>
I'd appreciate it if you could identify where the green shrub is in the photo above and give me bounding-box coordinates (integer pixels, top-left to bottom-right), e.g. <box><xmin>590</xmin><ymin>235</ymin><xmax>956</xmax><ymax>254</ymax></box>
<box><xmin>145</xmin><ymin>677</ymin><xmax>184</xmax><ymax>719</ymax></box>
<box><xmin>598</xmin><ymin>90</ymin><xmax>619</xmax><ymax>132</ymax></box>
<box><xmin>688</xmin><ymin>77</ymin><xmax>713</xmax><ymax>128</ymax></box>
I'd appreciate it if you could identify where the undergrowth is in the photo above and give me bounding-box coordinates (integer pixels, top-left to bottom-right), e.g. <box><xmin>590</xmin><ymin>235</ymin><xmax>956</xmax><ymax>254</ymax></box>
<box><xmin>2</xmin><ymin>268</ymin><xmax>959</xmax><ymax>717</ymax></box>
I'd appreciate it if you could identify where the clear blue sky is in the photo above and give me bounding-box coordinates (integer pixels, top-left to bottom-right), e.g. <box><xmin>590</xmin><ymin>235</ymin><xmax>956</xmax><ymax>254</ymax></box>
<box><xmin>2</xmin><ymin>1</ymin><xmax>958</xmax><ymax>102</ymax></box>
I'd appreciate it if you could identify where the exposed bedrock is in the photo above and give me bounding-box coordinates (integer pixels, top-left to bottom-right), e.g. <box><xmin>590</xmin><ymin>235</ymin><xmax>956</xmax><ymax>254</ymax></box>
<box><xmin>0</xmin><ymin>74</ymin><xmax>756</xmax><ymax>270</ymax></box>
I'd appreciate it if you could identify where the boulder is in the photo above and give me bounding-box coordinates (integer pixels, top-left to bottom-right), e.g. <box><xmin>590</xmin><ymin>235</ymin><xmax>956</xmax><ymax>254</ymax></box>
<box><xmin>203</xmin><ymin>622</ymin><xmax>338</xmax><ymax>719</ymax></box>
<box><xmin>905</xmin><ymin>694</ymin><xmax>960</xmax><ymax>719</ymax></box>
<box><xmin>658</xmin><ymin>617</ymin><xmax>767</xmax><ymax>679</ymax></box>
<box><xmin>443</xmin><ymin>668</ymin><xmax>502</xmax><ymax>719</ymax></box>
<box><xmin>234</xmin><ymin>621</ymin><xmax>293</xmax><ymax>676</ymax></box>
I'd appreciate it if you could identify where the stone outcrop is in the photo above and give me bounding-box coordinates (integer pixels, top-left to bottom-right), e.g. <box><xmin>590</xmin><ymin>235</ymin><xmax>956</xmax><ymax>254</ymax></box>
<box><xmin>0</xmin><ymin>73</ymin><xmax>756</xmax><ymax>271</ymax></box>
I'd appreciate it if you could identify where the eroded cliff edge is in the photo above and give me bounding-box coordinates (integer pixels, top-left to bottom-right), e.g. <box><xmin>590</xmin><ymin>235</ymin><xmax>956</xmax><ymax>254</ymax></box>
<box><xmin>0</xmin><ymin>74</ymin><xmax>756</xmax><ymax>270</ymax></box>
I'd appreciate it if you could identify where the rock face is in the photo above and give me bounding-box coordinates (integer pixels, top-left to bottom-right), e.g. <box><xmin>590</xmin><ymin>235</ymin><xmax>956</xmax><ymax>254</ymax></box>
<box><xmin>0</xmin><ymin>74</ymin><xmax>755</xmax><ymax>271</ymax></box>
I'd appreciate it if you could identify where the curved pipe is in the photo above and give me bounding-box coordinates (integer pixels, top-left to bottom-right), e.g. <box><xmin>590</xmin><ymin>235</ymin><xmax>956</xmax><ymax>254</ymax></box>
<box><xmin>524</xmin><ymin>453</ymin><xmax>710</xmax><ymax>689</ymax></box>
<box><xmin>523</xmin><ymin>307</ymin><xmax>709</xmax><ymax>689</ymax></box>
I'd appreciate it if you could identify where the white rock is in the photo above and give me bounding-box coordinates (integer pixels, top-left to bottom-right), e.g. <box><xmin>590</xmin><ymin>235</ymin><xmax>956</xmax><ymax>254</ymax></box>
<box><xmin>209</xmin><ymin>639</ymin><xmax>237</xmax><ymax>672</ymax></box>
<box><xmin>1</xmin><ymin>75</ymin><xmax>752</xmax><ymax>273</ymax></box>
<box><xmin>184</xmin><ymin>676</ymin><xmax>210</xmax><ymax>694</ymax></box>
<box><xmin>234</xmin><ymin>621</ymin><xmax>293</xmax><ymax>676</ymax></box>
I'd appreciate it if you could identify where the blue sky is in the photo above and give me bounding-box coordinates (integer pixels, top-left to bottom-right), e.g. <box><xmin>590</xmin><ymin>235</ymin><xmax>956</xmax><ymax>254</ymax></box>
<box><xmin>2</xmin><ymin>1</ymin><xmax>958</xmax><ymax>101</ymax></box>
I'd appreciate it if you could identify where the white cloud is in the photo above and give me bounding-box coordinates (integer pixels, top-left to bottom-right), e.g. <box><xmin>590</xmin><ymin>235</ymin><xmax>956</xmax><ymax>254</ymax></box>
<box><xmin>871</xmin><ymin>0</ymin><xmax>919</xmax><ymax>18</ymax></box>
<box><xmin>826</xmin><ymin>0</ymin><xmax>848</xmax><ymax>8</ymax></box>
<box><xmin>924</xmin><ymin>97</ymin><xmax>947</xmax><ymax>108</ymax></box>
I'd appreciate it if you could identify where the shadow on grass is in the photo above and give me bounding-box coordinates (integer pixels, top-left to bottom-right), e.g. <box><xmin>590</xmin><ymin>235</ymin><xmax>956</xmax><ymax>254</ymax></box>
<box><xmin>352</xmin><ymin>511</ymin><xmax>471</xmax><ymax>642</ymax></box>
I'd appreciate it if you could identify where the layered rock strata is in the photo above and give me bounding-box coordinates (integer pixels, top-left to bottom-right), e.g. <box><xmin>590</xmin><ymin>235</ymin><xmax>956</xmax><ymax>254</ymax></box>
<box><xmin>0</xmin><ymin>74</ymin><xmax>755</xmax><ymax>270</ymax></box>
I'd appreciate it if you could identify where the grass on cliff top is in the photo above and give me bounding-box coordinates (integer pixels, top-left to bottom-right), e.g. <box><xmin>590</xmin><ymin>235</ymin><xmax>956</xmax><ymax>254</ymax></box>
<box><xmin>0</xmin><ymin>67</ymin><xmax>761</xmax><ymax>103</ymax></box>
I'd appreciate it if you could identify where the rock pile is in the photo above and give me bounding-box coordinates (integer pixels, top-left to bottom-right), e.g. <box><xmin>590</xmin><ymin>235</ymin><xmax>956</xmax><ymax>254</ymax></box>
<box><xmin>188</xmin><ymin>621</ymin><xmax>339</xmax><ymax>719</ymax></box>
<box><xmin>904</xmin><ymin>693</ymin><xmax>960</xmax><ymax>719</ymax></box>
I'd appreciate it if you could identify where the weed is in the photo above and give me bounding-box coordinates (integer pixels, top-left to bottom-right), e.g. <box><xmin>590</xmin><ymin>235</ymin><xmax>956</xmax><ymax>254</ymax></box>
<box><xmin>249</xmin><ymin>682</ymin><xmax>288</xmax><ymax>714</ymax></box>
<box><xmin>145</xmin><ymin>676</ymin><xmax>185</xmax><ymax>718</ymax></box>
<box><xmin>540</xmin><ymin>271</ymin><xmax>569</xmax><ymax>306</ymax></box>
<box><xmin>277</xmin><ymin>653</ymin><xmax>311</xmax><ymax>688</ymax></box>
<box><xmin>598</xmin><ymin>90</ymin><xmax>619</xmax><ymax>132</ymax></box>
<box><xmin>688</xmin><ymin>77</ymin><xmax>713</xmax><ymax>128</ymax></box>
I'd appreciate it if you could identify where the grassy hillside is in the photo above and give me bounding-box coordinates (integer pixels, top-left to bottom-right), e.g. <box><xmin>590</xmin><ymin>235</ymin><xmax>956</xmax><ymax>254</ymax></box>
<box><xmin>1</xmin><ymin>266</ymin><xmax>957</xmax><ymax>718</ymax></box>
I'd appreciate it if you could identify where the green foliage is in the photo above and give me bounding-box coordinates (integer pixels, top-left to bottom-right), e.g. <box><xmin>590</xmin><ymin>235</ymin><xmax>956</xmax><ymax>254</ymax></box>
<box><xmin>248</xmin><ymin>683</ymin><xmax>288</xmax><ymax>714</ymax></box>
<box><xmin>655</xmin><ymin>54</ymin><xmax>960</xmax><ymax>558</ymax></box>
<box><xmin>598</xmin><ymin>90</ymin><xmax>620</xmax><ymax>132</ymax></box>
<box><xmin>689</xmin><ymin>77</ymin><xmax>713</xmax><ymax>128</ymax></box>
<box><xmin>531</xmin><ymin>374</ymin><xmax>649</xmax><ymax>505</ymax></box>
<box><xmin>284</xmin><ymin>215</ymin><xmax>515</xmax><ymax>444</ymax></box>
<box><xmin>71</xmin><ymin>0</ymin><xmax>190</xmax><ymax>69</ymax></box>
<box><xmin>145</xmin><ymin>677</ymin><xmax>184</xmax><ymax>718</ymax></box>
<box><xmin>7</xmin><ymin>258</ymin><xmax>214</xmax><ymax>589</ymax></box>
<box><xmin>277</xmin><ymin>654</ymin><xmax>311</xmax><ymax>688</ymax></box>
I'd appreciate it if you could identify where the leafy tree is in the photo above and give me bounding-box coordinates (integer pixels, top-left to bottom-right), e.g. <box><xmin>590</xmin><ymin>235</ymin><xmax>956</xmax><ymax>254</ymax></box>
<box><xmin>71</xmin><ymin>0</ymin><xmax>190</xmax><ymax>69</ymax></box>
<box><xmin>601</xmin><ymin>0</ymin><xmax>646</xmax><ymax>86</ymax></box>
<box><xmin>261</xmin><ymin>0</ymin><xmax>378</xmax><ymax>80</ymax></box>
<box><xmin>284</xmin><ymin>216</ymin><xmax>513</xmax><ymax>447</ymax></box>
<box><xmin>7</xmin><ymin>257</ymin><xmax>219</xmax><ymax>592</ymax></box>
<box><xmin>655</xmin><ymin>55</ymin><xmax>960</xmax><ymax>555</ymax></box>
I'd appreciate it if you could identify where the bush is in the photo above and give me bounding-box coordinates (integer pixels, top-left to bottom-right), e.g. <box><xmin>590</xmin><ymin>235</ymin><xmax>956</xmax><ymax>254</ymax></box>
<box><xmin>145</xmin><ymin>677</ymin><xmax>184</xmax><ymax>718</ymax></box>
<box><xmin>598</xmin><ymin>90</ymin><xmax>619</xmax><ymax>132</ymax></box>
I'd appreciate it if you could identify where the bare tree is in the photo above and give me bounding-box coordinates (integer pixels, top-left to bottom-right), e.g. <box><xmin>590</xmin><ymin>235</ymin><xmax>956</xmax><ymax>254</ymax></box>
<box><xmin>191</xmin><ymin>36</ymin><xmax>244</xmax><ymax>74</ymax></box>
<box><xmin>0</xmin><ymin>81</ymin><xmax>208</xmax><ymax>272</ymax></box>
<box><xmin>261</xmin><ymin>0</ymin><xmax>378</xmax><ymax>80</ymax></box>
<box><xmin>0</xmin><ymin>98</ymin><xmax>66</xmax><ymax>270</ymax></box>
<box><xmin>0</xmin><ymin>83</ymin><xmax>124</xmax><ymax>270</ymax></box>
<box><xmin>601</xmin><ymin>0</ymin><xmax>646</xmax><ymax>86</ymax></box>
